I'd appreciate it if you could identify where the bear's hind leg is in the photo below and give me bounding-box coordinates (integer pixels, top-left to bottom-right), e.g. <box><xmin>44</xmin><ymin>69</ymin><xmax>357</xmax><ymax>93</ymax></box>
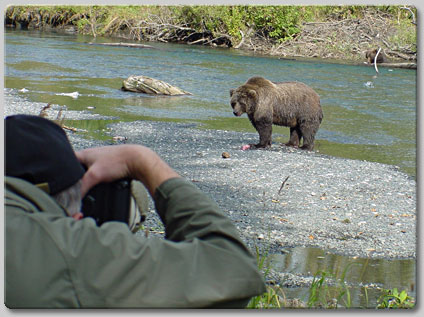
<box><xmin>285</xmin><ymin>127</ymin><xmax>301</xmax><ymax>147</ymax></box>
<box><xmin>300</xmin><ymin>141</ymin><xmax>314</xmax><ymax>150</ymax></box>
<box><xmin>299</xmin><ymin>122</ymin><xmax>318</xmax><ymax>150</ymax></box>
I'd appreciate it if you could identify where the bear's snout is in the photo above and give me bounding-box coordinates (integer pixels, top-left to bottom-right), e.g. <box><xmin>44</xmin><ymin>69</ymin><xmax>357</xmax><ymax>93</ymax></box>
<box><xmin>233</xmin><ymin>111</ymin><xmax>242</xmax><ymax>117</ymax></box>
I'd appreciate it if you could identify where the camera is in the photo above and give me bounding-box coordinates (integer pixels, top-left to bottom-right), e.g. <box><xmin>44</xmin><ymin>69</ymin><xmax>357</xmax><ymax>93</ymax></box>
<box><xmin>81</xmin><ymin>179</ymin><xmax>146</xmax><ymax>231</ymax></box>
<box><xmin>82</xmin><ymin>179</ymin><xmax>131</xmax><ymax>225</ymax></box>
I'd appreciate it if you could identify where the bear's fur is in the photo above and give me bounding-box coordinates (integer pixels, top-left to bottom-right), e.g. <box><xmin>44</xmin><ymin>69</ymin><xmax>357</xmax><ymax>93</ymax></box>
<box><xmin>365</xmin><ymin>48</ymin><xmax>386</xmax><ymax>64</ymax></box>
<box><xmin>230</xmin><ymin>76</ymin><xmax>323</xmax><ymax>150</ymax></box>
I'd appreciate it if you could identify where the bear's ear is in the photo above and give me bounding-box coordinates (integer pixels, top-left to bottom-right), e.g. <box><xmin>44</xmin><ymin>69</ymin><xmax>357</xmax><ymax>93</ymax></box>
<box><xmin>247</xmin><ymin>89</ymin><xmax>258</xmax><ymax>99</ymax></box>
<box><xmin>230</xmin><ymin>89</ymin><xmax>234</xmax><ymax>96</ymax></box>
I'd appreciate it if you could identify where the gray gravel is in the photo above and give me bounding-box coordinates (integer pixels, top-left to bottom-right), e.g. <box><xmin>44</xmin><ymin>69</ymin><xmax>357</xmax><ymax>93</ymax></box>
<box><xmin>4</xmin><ymin>89</ymin><xmax>417</xmax><ymax>285</ymax></box>
<box><xmin>107</xmin><ymin>120</ymin><xmax>416</xmax><ymax>260</ymax></box>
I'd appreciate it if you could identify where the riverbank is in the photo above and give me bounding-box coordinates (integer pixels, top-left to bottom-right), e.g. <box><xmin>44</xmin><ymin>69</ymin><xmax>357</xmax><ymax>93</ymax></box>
<box><xmin>5</xmin><ymin>5</ymin><xmax>417</xmax><ymax>64</ymax></box>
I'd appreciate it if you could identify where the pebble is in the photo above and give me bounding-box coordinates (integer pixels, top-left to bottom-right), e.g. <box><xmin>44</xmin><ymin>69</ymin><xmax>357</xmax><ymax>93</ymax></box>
<box><xmin>221</xmin><ymin>151</ymin><xmax>231</xmax><ymax>158</ymax></box>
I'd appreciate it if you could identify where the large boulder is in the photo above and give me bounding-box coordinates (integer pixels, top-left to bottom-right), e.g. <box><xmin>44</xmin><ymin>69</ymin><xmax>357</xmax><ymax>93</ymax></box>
<box><xmin>121</xmin><ymin>75</ymin><xmax>192</xmax><ymax>96</ymax></box>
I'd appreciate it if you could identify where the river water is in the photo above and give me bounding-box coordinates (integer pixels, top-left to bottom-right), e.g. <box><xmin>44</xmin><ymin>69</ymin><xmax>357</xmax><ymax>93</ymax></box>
<box><xmin>270</xmin><ymin>247</ymin><xmax>415</xmax><ymax>308</ymax></box>
<box><xmin>5</xmin><ymin>28</ymin><xmax>416</xmax><ymax>177</ymax></box>
<box><xmin>4</xmin><ymin>29</ymin><xmax>417</xmax><ymax>308</ymax></box>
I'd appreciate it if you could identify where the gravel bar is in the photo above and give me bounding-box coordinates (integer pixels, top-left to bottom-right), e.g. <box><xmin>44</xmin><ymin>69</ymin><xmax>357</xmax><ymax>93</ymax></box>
<box><xmin>107</xmin><ymin>120</ymin><xmax>417</xmax><ymax>260</ymax></box>
<box><xmin>4</xmin><ymin>89</ymin><xmax>416</xmax><ymax>264</ymax></box>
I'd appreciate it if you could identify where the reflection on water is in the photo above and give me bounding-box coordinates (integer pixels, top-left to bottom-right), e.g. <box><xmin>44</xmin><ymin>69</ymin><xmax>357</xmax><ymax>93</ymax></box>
<box><xmin>271</xmin><ymin>247</ymin><xmax>415</xmax><ymax>308</ymax></box>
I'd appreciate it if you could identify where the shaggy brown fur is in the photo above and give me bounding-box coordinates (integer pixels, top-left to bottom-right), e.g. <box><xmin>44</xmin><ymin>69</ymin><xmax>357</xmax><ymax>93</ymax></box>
<box><xmin>230</xmin><ymin>76</ymin><xmax>323</xmax><ymax>150</ymax></box>
<box><xmin>365</xmin><ymin>49</ymin><xmax>386</xmax><ymax>64</ymax></box>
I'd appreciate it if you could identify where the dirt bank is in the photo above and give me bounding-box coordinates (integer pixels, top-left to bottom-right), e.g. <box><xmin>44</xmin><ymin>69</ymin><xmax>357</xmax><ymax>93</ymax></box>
<box><xmin>241</xmin><ymin>8</ymin><xmax>417</xmax><ymax>63</ymax></box>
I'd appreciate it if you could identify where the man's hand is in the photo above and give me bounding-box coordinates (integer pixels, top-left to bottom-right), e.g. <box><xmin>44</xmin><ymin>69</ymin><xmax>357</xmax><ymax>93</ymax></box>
<box><xmin>76</xmin><ymin>145</ymin><xmax>180</xmax><ymax>197</ymax></box>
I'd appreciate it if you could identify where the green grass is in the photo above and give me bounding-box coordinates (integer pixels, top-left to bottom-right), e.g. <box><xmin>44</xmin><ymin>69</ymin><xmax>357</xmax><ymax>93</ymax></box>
<box><xmin>307</xmin><ymin>264</ymin><xmax>354</xmax><ymax>308</ymax></box>
<box><xmin>246</xmin><ymin>245</ymin><xmax>287</xmax><ymax>309</ymax></box>
<box><xmin>377</xmin><ymin>288</ymin><xmax>415</xmax><ymax>309</ymax></box>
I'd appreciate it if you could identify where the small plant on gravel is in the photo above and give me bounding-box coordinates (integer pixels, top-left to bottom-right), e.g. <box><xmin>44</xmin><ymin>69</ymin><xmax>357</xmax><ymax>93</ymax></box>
<box><xmin>247</xmin><ymin>284</ymin><xmax>285</xmax><ymax>309</ymax></box>
<box><xmin>307</xmin><ymin>264</ymin><xmax>354</xmax><ymax>308</ymax></box>
<box><xmin>247</xmin><ymin>244</ymin><xmax>294</xmax><ymax>309</ymax></box>
<box><xmin>376</xmin><ymin>288</ymin><xmax>415</xmax><ymax>309</ymax></box>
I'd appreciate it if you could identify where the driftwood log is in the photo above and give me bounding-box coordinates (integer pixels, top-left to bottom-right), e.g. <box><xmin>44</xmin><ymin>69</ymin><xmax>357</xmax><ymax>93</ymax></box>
<box><xmin>380</xmin><ymin>62</ymin><xmax>416</xmax><ymax>69</ymax></box>
<box><xmin>364</xmin><ymin>62</ymin><xmax>416</xmax><ymax>70</ymax></box>
<box><xmin>88</xmin><ymin>42</ymin><xmax>156</xmax><ymax>49</ymax></box>
<box><xmin>121</xmin><ymin>75</ymin><xmax>192</xmax><ymax>96</ymax></box>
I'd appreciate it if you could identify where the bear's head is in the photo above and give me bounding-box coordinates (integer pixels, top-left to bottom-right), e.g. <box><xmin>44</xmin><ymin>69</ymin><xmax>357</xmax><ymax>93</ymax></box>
<box><xmin>229</xmin><ymin>86</ymin><xmax>258</xmax><ymax>116</ymax></box>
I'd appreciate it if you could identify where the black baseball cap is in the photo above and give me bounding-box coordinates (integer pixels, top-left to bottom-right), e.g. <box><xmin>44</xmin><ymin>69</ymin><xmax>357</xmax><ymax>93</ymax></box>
<box><xmin>5</xmin><ymin>114</ymin><xmax>85</xmax><ymax>195</ymax></box>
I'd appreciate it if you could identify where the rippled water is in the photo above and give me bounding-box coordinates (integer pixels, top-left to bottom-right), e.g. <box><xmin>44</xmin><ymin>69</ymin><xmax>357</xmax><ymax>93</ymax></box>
<box><xmin>5</xmin><ymin>29</ymin><xmax>416</xmax><ymax>177</ymax></box>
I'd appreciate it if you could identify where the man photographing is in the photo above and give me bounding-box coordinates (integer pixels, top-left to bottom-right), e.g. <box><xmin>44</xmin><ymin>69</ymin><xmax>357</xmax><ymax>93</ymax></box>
<box><xmin>5</xmin><ymin>114</ymin><xmax>266</xmax><ymax>308</ymax></box>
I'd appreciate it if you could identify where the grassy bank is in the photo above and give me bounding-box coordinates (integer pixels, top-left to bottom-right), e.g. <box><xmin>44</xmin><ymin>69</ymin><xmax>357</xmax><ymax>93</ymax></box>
<box><xmin>5</xmin><ymin>5</ymin><xmax>416</xmax><ymax>62</ymax></box>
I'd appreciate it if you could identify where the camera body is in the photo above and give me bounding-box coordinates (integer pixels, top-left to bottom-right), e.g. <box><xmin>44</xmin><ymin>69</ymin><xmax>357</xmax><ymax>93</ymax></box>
<box><xmin>81</xmin><ymin>179</ymin><xmax>133</xmax><ymax>226</ymax></box>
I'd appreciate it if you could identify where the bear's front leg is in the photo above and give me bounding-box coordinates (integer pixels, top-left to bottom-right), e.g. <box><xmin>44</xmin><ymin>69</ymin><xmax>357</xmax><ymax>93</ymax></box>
<box><xmin>251</xmin><ymin>118</ymin><xmax>272</xmax><ymax>149</ymax></box>
<box><xmin>285</xmin><ymin>127</ymin><xmax>301</xmax><ymax>147</ymax></box>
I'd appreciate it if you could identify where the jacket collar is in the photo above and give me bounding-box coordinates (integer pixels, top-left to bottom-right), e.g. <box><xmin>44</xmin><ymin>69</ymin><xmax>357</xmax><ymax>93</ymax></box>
<box><xmin>5</xmin><ymin>176</ymin><xmax>68</xmax><ymax>217</ymax></box>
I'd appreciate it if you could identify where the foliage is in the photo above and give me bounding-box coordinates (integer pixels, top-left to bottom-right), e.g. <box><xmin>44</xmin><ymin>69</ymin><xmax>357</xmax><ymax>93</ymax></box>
<box><xmin>376</xmin><ymin>288</ymin><xmax>415</xmax><ymax>309</ymax></box>
<box><xmin>174</xmin><ymin>6</ymin><xmax>251</xmax><ymax>40</ymax></box>
<box><xmin>246</xmin><ymin>245</ymin><xmax>281</xmax><ymax>308</ymax></box>
<box><xmin>307</xmin><ymin>264</ymin><xmax>353</xmax><ymax>308</ymax></box>
<box><xmin>388</xmin><ymin>18</ymin><xmax>417</xmax><ymax>51</ymax></box>
<box><xmin>246</xmin><ymin>283</ymin><xmax>284</xmax><ymax>309</ymax></box>
<box><xmin>245</xmin><ymin>6</ymin><xmax>303</xmax><ymax>41</ymax></box>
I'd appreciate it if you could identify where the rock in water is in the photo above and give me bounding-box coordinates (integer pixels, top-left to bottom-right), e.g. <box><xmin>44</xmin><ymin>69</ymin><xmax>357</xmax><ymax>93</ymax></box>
<box><xmin>122</xmin><ymin>75</ymin><xmax>192</xmax><ymax>96</ymax></box>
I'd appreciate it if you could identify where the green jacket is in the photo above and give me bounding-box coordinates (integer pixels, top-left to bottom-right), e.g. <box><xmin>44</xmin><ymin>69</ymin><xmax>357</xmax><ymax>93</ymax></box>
<box><xmin>5</xmin><ymin>176</ymin><xmax>266</xmax><ymax>308</ymax></box>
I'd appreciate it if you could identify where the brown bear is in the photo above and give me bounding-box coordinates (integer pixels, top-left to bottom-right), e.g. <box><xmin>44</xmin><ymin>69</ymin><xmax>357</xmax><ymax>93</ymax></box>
<box><xmin>365</xmin><ymin>48</ymin><xmax>386</xmax><ymax>64</ymax></box>
<box><xmin>230</xmin><ymin>76</ymin><xmax>323</xmax><ymax>150</ymax></box>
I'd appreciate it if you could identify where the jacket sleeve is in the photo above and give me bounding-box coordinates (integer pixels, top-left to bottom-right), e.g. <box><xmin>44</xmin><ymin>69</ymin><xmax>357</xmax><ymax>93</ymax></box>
<box><xmin>71</xmin><ymin>178</ymin><xmax>266</xmax><ymax>308</ymax></box>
